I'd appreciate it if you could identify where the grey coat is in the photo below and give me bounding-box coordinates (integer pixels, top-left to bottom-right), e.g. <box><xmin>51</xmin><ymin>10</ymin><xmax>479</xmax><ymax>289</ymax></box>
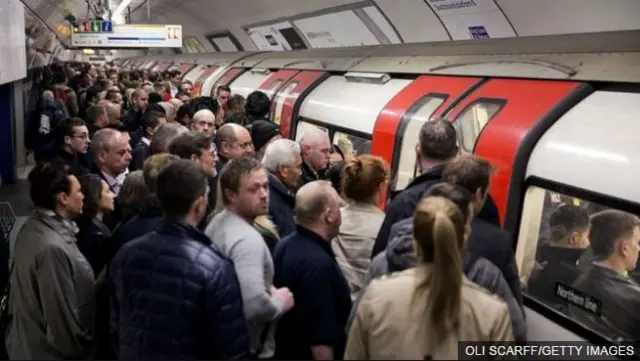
<box><xmin>358</xmin><ymin>217</ymin><xmax>527</xmax><ymax>342</ymax></box>
<box><xmin>6</xmin><ymin>210</ymin><xmax>95</xmax><ymax>360</ymax></box>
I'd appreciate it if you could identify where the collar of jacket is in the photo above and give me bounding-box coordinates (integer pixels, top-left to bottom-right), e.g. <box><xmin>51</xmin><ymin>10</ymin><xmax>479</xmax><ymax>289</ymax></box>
<box><xmin>405</xmin><ymin>163</ymin><xmax>447</xmax><ymax>189</ymax></box>
<box><xmin>295</xmin><ymin>225</ymin><xmax>335</xmax><ymax>257</ymax></box>
<box><xmin>35</xmin><ymin>208</ymin><xmax>79</xmax><ymax>242</ymax></box>
<box><xmin>268</xmin><ymin>172</ymin><xmax>296</xmax><ymax>199</ymax></box>
<box><xmin>160</xmin><ymin>218</ymin><xmax>211</xmax><ymax>246</ymax></box>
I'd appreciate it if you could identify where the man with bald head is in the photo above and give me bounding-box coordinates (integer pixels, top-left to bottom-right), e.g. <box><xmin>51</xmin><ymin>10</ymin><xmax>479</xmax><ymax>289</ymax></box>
<box><xmin>105</xmin><ymin>101</ymin><xmax>122</xmax><ymax>125</ymax></box>
<box><xmin>298</xmin><ymin>125</ymin><xmax>331</xmax><ymax>185</ymax></box>
<box><xmin>216</xmin><ymin>123</ymin><xmax>255</xmax><ymax>173</ymax></box>
<box><xmin>191</xmin><ymin>109</ymin><xmax>216</xmax><ymax>137</ymax></box>
<box><xmin>273</xmin><ymin>180</ymin><xmax>351</xmax><ymax>360</ymax></box>
<box><xmin>158</xmin><ymin>102</ymin><xmax>176</xmax><ymax>123</ymax></box>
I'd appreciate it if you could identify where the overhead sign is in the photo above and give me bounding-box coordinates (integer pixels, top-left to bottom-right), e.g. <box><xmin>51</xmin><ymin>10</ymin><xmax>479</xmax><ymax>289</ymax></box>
<box><xmin>71</xmin><ymin>21</ymin><xmax>183</xmax><ymax>48</ymax></box>
<box><xmin>247</xmin><ymin>21</ymin><xmax>306</xmax><ymax>51</ymax></box>
<box><xmin>293</xmin><ymin>10</ymin><xmax>380</xmax><ymax>48</ymax></box>
<box><xmin>425</xmin><ymin>0</ymin><xmax>514</xmax><ymax>40</ymax></box>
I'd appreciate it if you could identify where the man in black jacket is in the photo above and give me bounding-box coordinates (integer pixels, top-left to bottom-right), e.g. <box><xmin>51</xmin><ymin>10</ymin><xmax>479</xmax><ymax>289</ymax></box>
<box><xmin>371</xmin><ymin>118</ymin><xmax>458</xmax><ymax>258</ymax></box>
<box><xmin>130</xmin><ymin>110</ymin><xmax>165</xmax><ymax>171</ymax></box>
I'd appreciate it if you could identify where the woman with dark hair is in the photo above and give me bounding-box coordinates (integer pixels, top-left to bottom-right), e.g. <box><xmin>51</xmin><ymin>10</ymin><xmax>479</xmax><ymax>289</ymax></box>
<box><xmin>76</xmin><ymin>174</ymin><xmax>115</xmax><ymax>274</ymax></box>
<box><xmin>245</xmin><ymin>90</ymin><xmax>271</xmax><ymax>124</ymax></box>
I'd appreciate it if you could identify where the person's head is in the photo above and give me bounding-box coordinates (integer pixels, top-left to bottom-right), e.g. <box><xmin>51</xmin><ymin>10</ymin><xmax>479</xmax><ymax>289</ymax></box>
<box><xmin>442</xmin><ymin>154</ymin><xmax>495</xmax><ymax>215</ymax></box>
<box><xmin>178</xmin><ymin>92</ymin><xmax>191</xmax><ymax>104</ymax></box>
<box><xmin>262</xmin><ymin>139</ymin><xmax>302</xmax><ymax>188</ymax></box>
<box><xmin>107</xmin><ymin>68</ymin><xmax>118</xmax><ymax>83</ymax></box>
<box><xmin>294</xmin><ymin>180</ymin><xmax>342</xmax><ymax>240</ymax></box>
<box><xmin>28</xmin><ymin>162</ymin><xmax>83</xmax><ymax>219</ymax></box>
<box><xmin>423</xmin><ymin>183</ymin><xmax>474</xmax><ymax>247</ymax></box>
<box><xmin>141</xmin><ymin>110</ymin><xmax>166</xmax><ymax>138</ymax></box>
<box><xmin>191</xmin><ymin>109</ymin><xmax>216</xmax><ymax>137</ymax></box>
<box><xmin>158</xmin><ymin>101</ymin><xmax>176</xmax><ymax>122</ymax></box>
<box><xmin>105</xmin><ymin>89</ymin><xmax>123</xmax><ymax>105</ymax></box>
<box><xmin>143</xmin><ymin>153</ymin><xmax>180</xmax><ymax>194</ymax></box>
<box><xmin>156</xmin><ymin>159</ymin><xmax>209</xmax><ymax>226</ymax></box>
<box><xmin>77</xmin><ymin>174</ymin><xmax>115</xmax><ymax>220</ymax></box>
<box><xmin>225</xmin><ymin>111</ymin><xmax>249</xmax><ymax>126</ymax></box>
<box><xmin>169</xmin><ymin>131</ymin><xmax>218</xmax><ymax>177</ymax></box>
<box><xmin>341</xmin><ymin>155</ymin><xmax>389</xmax><ymax>205</ymax></box>
<box><xmin>105</xmin><ymin>101</ymin><xmax>122</xmax><ymax>123</ymax></box>
<box><xmin>216</xmin><ymin>85</ymin><xmax>231</xmax><ymax>107</ymax></box>
<box><xmin>549</xmin><ymin>203</ymin><xmax>590</xmax><ymax>249</ymax></box>
<box><xmin>251</xmin><ymin>120</ymin><xmax>282</xmax><ymax>159</ymax></box>
<box><xmin>589</xmin><ymin>210</ymin><xmax>640</xmax><ymax>273</ymax></box>
<box><xmin>298</xmin><ymin>126</ymin><xmax>331</xmax><ymax>173</ymax></box>
<box><xmin>217</xmin><ymin>123</ymin><xmax>255</xmax><ymax>159</ymax></box>
<box><xmin>176</xmin><ymin>103</ymin><xmax>194</xmax><ymax>127</ymax></box>
<box><xmin>417</xmin><ymin>118</ymin><xmax>458</xmax><ymax>171</ymax></box>
<box><xmin>412</xmin><ymin>195</ymin><xmax>467</xmax><ymax>345</ymax></box>
<box><xmin>169</xmin><ymin>98</ymin><xmax>183</xmax><ymax>112</ymax></box>
<box><xmin>148</xmin><ymin>92</ymin><xmax>163</xmax><ymax>104</ymax></box>
<box><xmin>227</xmin><ymin>94</ymin><xmax>245</xmax><ymax>114</ymax></box>
<box><xmin>149</xmin><ymin>123</ymin><xmax>188</xmax><ymax>155</ymax></box>
<box><xmin>86</xmin><ymin>105</ymin><xmax>108</xmax><ymax>129</ymax></box>
<box><xmin>245</xmin><ymin>90</ymin><xmax>270</xmax><ymax>119</ymax></box>
<box><xmin>91</xmin><ymin>128</ymin><xmax>132</xmax><ymax>176</ymax></box>
<box><xmin>219</xmin><ymin>156</ymin><xmax>268</xmax><ymax>220</ymax></box>
<box><xmin>56</xmin><ymin>117</ymin><xmax>90</xmax><ymax>154</ymax></box>
<box><xmin>117</xmin><ymin>170</ymin><xmax>148</xmax><ymax>217</ymax></box>
<box><xmin>180</xmin><ymin>81</ymin><xmax>193</xmax><ymax>96</ymax></box>
<box><xmin>167</xmin><ymin>70</ymin><xmax>181</xmax><ymax>86</ymax></box>
<box><xmin>132</xmin><ymin>88</ymin><xmax>148</xmax><ymax>110</ymax></box>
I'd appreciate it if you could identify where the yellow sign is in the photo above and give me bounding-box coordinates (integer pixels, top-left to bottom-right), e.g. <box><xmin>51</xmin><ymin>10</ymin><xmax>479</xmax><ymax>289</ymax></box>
<box><xmin>184</xmin><ymin>36</ymin><xmax>205</xmax><ymax>53</ymax></box>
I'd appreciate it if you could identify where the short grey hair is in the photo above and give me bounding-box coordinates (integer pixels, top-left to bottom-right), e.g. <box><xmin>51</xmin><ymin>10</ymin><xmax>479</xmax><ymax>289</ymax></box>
<box><xmin>298</xmin><ymin>125</ymin><xmax>329</xmax><ymax>147</ymax></box>
<box><xmin>262</xmin><ymin>139</ymin><xmax>301</xmax><ymax>173</ymax></box>
<box><xmin>91</xmin><ymin>128</ymin><xmax>120</xmax><ymax>154</ymax></box>
<box><xmin>193</xmin><ymin>109</ymin><xmax>215</xmax><ymax>122</ymax></box>
<box><xmin>149</xmin><ymin>123</ymin><xmax>188</xmax><ymax>155</ymax></box>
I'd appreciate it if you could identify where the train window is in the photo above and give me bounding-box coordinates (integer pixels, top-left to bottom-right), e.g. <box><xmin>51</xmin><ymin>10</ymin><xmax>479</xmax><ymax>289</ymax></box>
<box><xmin>394</xmin><ymin>95</ymin><xmax>446</xmax><ymax>191</ymax></box>
<box><xmin>295</xmin><ymin>120</ymin><xmax>328</xmax><ymax>142</ymax></box>
<box><xmin>264</xmin><ymin>79</ymin><xmax>284</xmax><ymax>99</ymax></box>
<box><xmin>516</xmin><ymin>184</ymin><xmax>640</xmax><ymax>342</ymax></box>
<box><xmin>453</xmin><ymin>100</ymin><xmax>503</xmax><ymax>153</ymax></box>
<box><xmin>272</xmin><ymin>81</ymin><xmax>299</xmax><ymax>125</ymax></box>
<box><xmin>333</xmin><ymin>131</ymin><xmax>371</xmax><ymax>159</ymax></box>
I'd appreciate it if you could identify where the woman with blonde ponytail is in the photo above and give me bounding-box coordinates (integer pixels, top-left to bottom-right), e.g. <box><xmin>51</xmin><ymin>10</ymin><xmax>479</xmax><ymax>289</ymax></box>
<box><xmin>344</xmin><ymin>196</ymin><xmax>514</xmax><ymax>360</ymax></box>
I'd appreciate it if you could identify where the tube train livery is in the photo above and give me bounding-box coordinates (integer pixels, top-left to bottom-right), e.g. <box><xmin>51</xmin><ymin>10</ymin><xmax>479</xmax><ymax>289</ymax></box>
<box><xmin>116</xmin><ymin>29</ymin><xmax>640</xmax><ymax>356</ymax></box>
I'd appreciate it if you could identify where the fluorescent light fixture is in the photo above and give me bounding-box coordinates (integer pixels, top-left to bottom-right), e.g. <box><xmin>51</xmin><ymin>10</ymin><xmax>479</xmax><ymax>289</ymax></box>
<box><xmin>114</xmin><ymin>0</ymin><xmax>134</xmax><ymax>16</ymax></box>
<box><xmin>344</xmin><ymin>72</ymin><xmax>390</xmax><ymax>84</ymax></box>
<box><xmin>250</xmin><ymin>68</ymin><xmax>271</xmax><ymax>75</ymax></box>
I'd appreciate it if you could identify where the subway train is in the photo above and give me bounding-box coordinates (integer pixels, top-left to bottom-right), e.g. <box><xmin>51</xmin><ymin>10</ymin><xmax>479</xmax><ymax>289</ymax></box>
<box><xmin>115</xmin><ymin>30</ymin><xmax>640</xmax><ymax>356</ymax></box>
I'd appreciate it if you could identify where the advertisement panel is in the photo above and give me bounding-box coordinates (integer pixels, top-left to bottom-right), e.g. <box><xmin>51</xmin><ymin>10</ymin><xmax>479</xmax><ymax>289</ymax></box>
<box><xmin>71</xmin><ymin>22</ymin><xmax>183</xmax><ymax>48</ymax></box>
<box><xmin>293</xmin><ymin>10</ymin><xmax>380</xmax><ymax>48</ymax></box>
<box><xmin>425</xmin><ymin>0</ymin><xmax>515</xmax><ymax>40</ymax></box>
<box><xmin>246</xmin><ymin>21</ymin><xmax>305</xmax><ymax>51</ymax></box>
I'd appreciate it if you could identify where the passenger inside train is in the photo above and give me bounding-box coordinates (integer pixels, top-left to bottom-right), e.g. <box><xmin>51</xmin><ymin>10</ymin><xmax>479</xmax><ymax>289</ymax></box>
<box><xmin>4</xmin><ymin>38</ymin><xmax>640</xmax><ymax>360</ymax></box>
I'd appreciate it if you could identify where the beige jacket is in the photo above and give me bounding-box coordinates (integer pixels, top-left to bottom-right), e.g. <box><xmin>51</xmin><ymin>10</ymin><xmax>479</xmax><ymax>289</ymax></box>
<box><xmin>345</xmin><ymin>267</ymin><xmax>514</xmax><ymax>360</ymax></box>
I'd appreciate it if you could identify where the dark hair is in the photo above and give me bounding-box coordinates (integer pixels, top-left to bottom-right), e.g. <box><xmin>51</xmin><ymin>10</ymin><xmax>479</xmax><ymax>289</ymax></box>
<box><xmin>342</xmin><ymin>155</ymin><xmax>388</xmax><ymax>203</ymax></box>
<box><xmin>589</xmin><ymin>210</ymin><xmax>640</xmax><ymax>259</ymax></box>
<box><xmin>442</xmin><ymin>154</ymin><xmax>495</xmax><ymax>196</ymax></box>
<box><xmin>325</xmin><ymin>161</ymin><xmax>345</xmax><ymax>195</ymax></box>
<box><xmin>156</xmin><ymin>159</ymin><xmax>208</xmax><ymax>218</ymax></box>
<box><xmin>148</xmin><ymin>92</ymin><xmax>163</xmax><ymax>104</ymax></box>
<box><xmin>105</xmin><ymin>89</ymin><xmax>121</xmax><ymax>101</ymax></box>
<box><xmin>219</xmin><ymin>156</ymin><xmax>264</xmax><ymax>205</ymax></box>
<box><xmin>225</xmin><ymin>111</ymin><xmax>249</xmax><ymax>126</ymax></box>
<box><xmin>85</xmin><ymin>106</ymin><xmax>104</xmax><ymax>126</ymax></box>
<box><xmin>424</xmin><ymin>183</ymin><xmax>473</xmax><ymax>225</ymax></box>
<box><xmin>168</xmin><ymin>69</ymin><xmax>181</xmax><ymax>79</ymax></box>
<box><xmin>216</xmin><ymin>85</ymin><xmax>231</xmax><ymax>94</ymax></box>
<box><xmin>28</xmin><ymin>162</ymin><xmax>72</xmax><ymax>210</ymax></box>
<box><xmin>176</xmin><ymin>104</ymin><xmax>194</xmax><ymax>125</ymax></box>
<box><xmin>191</xmin><ymin>96</ymin><xmax>219</xmax><ymax>114</ymax></box>
<box><xmin>146</xmin><ymin>102</ymin><xmax>166</xmax><ymax>115</ymax></box>
<box><xmin>55</xmin><ymin>117</ymin><xmax>87</xmax><ymax>146</ymax></box>
<box><xmin>418</xmin><ymin>118</ymin><xmax>458</xmax><ymax>161</ymax></box>
<box><xmin>168</xmin><ymin>131</ymin><xmax>213</xmax><ymax>159</ymax></box>
<box><xmin>77</xmin><ymin>174</ymin><xmax>104</xmax><ymax>220</ymax></box>
<box><xmin>549</xmin><ymin>203</ymin><xmax>590</xmax><ymax>242</ymax></box>
<box><xmin>142</xmin><ymin>110</ymin><xmax>163</xmax><ymax>135</ymax></box>
<box><xmin>245</xmin><ymin>91</ymin><xmax>270</xmax><ymax>118</ymax></box>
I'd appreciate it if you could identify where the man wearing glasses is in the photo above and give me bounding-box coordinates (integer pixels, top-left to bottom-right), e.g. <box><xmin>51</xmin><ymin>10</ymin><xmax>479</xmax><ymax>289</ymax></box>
<box><xmin>50</xmin><ymin>117</ymin><xmax>91</xmax><ymax>177</ymax></box>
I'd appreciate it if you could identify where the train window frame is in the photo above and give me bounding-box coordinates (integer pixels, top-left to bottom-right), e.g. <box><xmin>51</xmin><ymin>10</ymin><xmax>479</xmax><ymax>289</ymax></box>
<box><xmin>271</xmin><ymin>80</ymin><xmax>300</xmax><ymax>126</ymax></box>
<box><xmin>264</xmin><ymin>79</ymin><xmax>285</xmax><ymax>99</ymax></box>
<box><xmin>333</xmin><ymin>130</ymin><xmax>372</xmax><ymax>158</ymax></box>
<box><xmin>391</xmin><ymin>93</ymin><xmax>448</xmax><ymax>191</ymax></box>
<box><xmin>295</xmin><ymin>117</ymin><xmax>372</xmax><ymax>148</ymax></box>
<box><xmin>516</xmin><ymin>175</ymin><xmax>640</xmax><ymax>346</ymax></box>
<box><xmin>450</xmin><ymin>98</ymin><xmax>506</xmax><ymax>154</ymax></box>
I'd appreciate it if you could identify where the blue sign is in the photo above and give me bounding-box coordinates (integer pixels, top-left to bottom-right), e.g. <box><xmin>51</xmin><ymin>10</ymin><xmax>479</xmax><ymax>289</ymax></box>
<box><xmin>468</xmin><ymin>25</ymin><xmax>489</xmax><ymax>39</ymax></box>
<box><xmin>101</xmin><ymin>20</ymin><xmax>113</xmax><ymax>33</ymax></box>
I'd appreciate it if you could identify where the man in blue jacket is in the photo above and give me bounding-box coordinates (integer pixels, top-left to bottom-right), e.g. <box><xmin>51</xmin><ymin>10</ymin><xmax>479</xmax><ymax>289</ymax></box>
<box><xmin>109</xmin><ymin>159</ymin><xmax>251</xmax><ymax>359</ymax></box>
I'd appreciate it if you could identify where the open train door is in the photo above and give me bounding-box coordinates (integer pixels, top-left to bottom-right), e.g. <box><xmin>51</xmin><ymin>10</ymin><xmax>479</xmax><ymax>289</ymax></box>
<box><xmin>256</xmin><ymin>70</ymin><xmax>300</xmax><ymax>102</ymax></box>
<box><xmin>437</xmin><ymin>79</ymin><xmax>589</xmax><ymax>229</ymax></box>
<box><xmin>373</xmin><ymin>75</ymin><xmax>484</xmax><ymax>205</ymax></box>
<box><xmin>192</xmin><ymin>66</ymin><xmax>221</xmax><ymax>96</ymax></box>
<box><xmin>212</xmin><ymin>67</ymin><xmax>248</xmax><ymax>95</ymax></box>
<box><xmin>269</xmin><ymin>70</ymin><xmax>329</xmax><ymax>138</ymax></box>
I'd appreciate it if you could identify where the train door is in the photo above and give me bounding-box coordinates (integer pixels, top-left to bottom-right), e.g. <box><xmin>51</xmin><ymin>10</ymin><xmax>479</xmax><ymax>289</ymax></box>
<box><xmin>176</xmin><ymin>63</ymin><xmax>197</xmax><ymax>77</ymax></box>
<box><xmin>192</xmin><ymin>66</ymin><xmax>220</xmax><ymax>96</ymax></box>
<box><xmin>256</xmin><ymin>70</ymin><xmax>300</xmax><ymax>101</ymax></box>
<box><xmin>228</xmin><ymin>69</ymin><xmax>280</xmax><ymax>99</ymax></box>
<box><xmin>269</xmin><ymin>71</ymin><xmax>328</xmax><ymax>138</ymax></box>
<box><xmin>438</xmin><ymin>79</ymin><xmax>586</xmax><ymax>227</ymax></box>
<box><xmin>373</xmin><ymin>75</ymin><xmax>484</xmax><ymax>198</ymax></box>
<box><xmin>151</xmin><ymin>61</ymin><xmax>173</xmax><ymax>73</ymax></box>
<box><xmin>212</xmin><ymin>67</ymin><xmax>247</xmax><ymax>95</ymax></box>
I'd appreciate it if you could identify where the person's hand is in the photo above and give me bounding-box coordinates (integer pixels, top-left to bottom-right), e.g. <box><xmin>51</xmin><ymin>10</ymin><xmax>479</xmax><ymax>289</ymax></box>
<box><xmin>274</xmin><ymin>287</ymin><xmax>294</xmax><ymax>312</ymax></box>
